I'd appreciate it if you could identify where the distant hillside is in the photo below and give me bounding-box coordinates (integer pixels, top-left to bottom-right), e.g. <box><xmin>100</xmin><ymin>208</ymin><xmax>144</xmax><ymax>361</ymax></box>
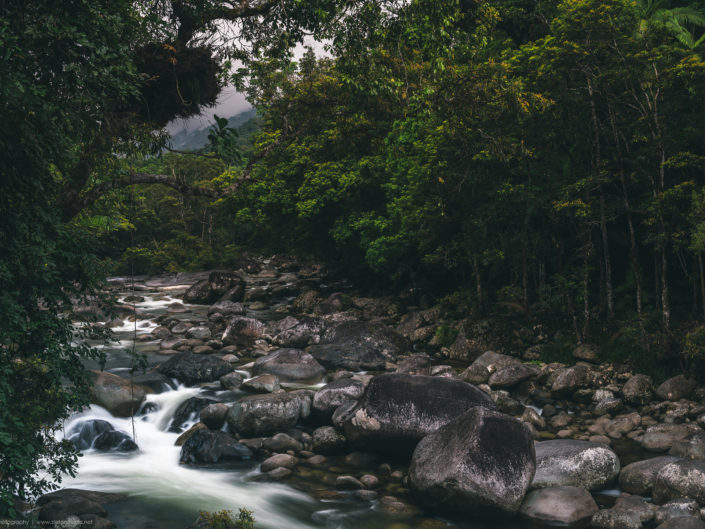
<box><xmin>169</xmin><ymin>108</ymin><xmax>259</xmax><ymax>152</ymax></box>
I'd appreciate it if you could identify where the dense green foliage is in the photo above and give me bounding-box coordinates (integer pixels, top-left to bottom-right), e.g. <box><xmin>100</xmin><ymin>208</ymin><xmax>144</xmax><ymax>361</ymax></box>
<box><xmin>0</xmin><ymin>0</ymin><xmax>140</xmax><ymax>515</ymax></box>
<box><xmin>0</xmin><ymin>0</ymin><xmax>349</xmax><ymax>517</ymax></box>
<box><xmin>210</xmin><ymin>0</ymin><xmax>705</xmax><ymax>365</ymax></box>
<box><xmin>197</xmin><ymin>509</ymin><xmax>257</xmax><ymax>529</ymax></box>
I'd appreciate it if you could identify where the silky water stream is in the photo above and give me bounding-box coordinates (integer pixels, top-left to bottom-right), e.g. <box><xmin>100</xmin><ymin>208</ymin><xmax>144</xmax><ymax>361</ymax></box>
<box><xmin>61</xmin><ymin>279</ymin><xmax>527</xmax><ymax>529</ymax></box>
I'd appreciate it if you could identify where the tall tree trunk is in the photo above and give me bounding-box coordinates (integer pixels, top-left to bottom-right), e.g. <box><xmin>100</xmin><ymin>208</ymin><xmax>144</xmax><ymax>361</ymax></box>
<box><xmin>607</xmin><ymin>100</ymin><xmax>642</xmax><ymax>315</ymax></box>
<box><xmin>599</xmin><ymin>185</ymin><xmax>614</xmax><ymax>319</ymax></box>
<box><xmin>661</xmin><ymin>249</ymin><xmax>670</xmax><ymax>331</ymax></box>
<box><xmin>699</xmin><ymin>253</ymin><xmax>705</xmax><ymax>318</ymax></box>
<box><xmin>586</xmin><ymin>75</ymin><xmax>614</xmax><ymax>319</ymax></box>
<box><xmin>473</xmin><ymin>255</ymin><xmax>483</xmax><ymax>312</ymax></box>
<box><xmin>522</xmin><ymin>244</ymin><xmax>529</xmax><ymax>311</ymax></box>
<box><xmin>582</xmin><ymin>234</ymin><xmax>593</xmax><ymax>341</ymax></box>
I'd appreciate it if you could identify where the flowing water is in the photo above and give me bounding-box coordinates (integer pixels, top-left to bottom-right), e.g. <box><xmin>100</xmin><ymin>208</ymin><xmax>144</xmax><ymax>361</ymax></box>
<box><xmin>60</xmin><ymin>277</ymin><xmax>530</xmax><ymax>529</ymax></box>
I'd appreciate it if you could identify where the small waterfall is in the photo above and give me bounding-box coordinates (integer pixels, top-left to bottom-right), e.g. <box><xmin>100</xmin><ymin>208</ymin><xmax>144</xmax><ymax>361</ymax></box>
<box><xmin>59</xmin><ymin>387</ymin><xmax>316</xmax><ymax>529</ymax></box>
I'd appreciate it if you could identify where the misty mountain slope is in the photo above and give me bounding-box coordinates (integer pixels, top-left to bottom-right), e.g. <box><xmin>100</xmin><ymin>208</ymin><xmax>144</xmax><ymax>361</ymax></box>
<box><xmin>169</xmin><ymin>108</ymin><xmax>259</xmax><ymax>152</ymax></box>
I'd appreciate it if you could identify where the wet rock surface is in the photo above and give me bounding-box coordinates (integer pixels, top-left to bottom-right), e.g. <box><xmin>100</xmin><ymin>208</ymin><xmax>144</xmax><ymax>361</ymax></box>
<box><xmin>337</xmin><ymin>373</ymin><xmax>496</xmax><ymax>453</ymax></box>
<box><xmin>409</xmin><ymin>406</ymin><xmax>536</xmax><ymax>514</ymax></box>
<box><xmin>531</xmin><ymin>440</ymin><xmax>620</xmax><ymax>491</ymax></box>
<box><xmin>519</xmin><ymin>486</ymin><xmax>598</xmax><ymax>526</ymax></box>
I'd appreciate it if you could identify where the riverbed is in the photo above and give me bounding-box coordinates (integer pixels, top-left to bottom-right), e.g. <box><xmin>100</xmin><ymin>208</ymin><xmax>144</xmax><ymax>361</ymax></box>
<box><xmin>61</xmin><ymin>273</ymin><xmax>608</xmax><ymax>529</ymax></box>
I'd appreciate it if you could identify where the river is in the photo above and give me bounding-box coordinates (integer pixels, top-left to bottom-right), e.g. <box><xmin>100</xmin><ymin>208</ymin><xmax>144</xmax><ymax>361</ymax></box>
<box><xmin>59</xmin><ymin>275</ymin><xmax>552</xmax><ymax>529</ymax></box>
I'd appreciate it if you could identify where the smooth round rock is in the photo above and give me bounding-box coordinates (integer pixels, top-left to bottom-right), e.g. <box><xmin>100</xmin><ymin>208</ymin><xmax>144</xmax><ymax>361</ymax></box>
<box><xmin>519</xmin><ymin>486</ymin><xmax>598</xmax><ymax>527</ymax></box>
<box><xmin>531</xmin><ymin>440</ymin><xmax>620</xmax><ymax>491</ymax></box>
<box><xmin>488</xmin><ymin>363</ymin><xmax>539</xmax><ymax>389</ymax></box>
<box><xmin>653</xmin><ymin>460</ymin><xmax>705</xmax><ymax>505</ymax></box>
<box><xmin>241</xmin><ymin>374</ymin><xmax>280</xmax><ymax>394</ymax></box>
<box><xmin>622</xmin><ymin>374</ymin><xmax>654</xmax><ymax>406</ymax></box>
<box><xmin>619</xmin><ymin>456</ymin><xmax>682</xmax><ymax>495</ymax></box>
<box><xmin>252</xmin><ymin>348</ymin><xmax>326</xmax><ymax>384</ymax></box>
<box><xmin>261</xmin><ymin>453</ymin><xmax>297</xmax><ymax>472</ymax></box>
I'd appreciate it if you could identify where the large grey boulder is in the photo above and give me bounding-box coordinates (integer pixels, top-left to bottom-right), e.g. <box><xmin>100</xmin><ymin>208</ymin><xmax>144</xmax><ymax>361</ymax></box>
<box><xmin>270</xmin><ymin>316</ymin><xmax>325</xmax><ymax>348</ymax></box>
<box><xmin>221</xmin><ymin>316</ymin><xmax>265</xmax><ymax>346</ymax></box>
<box><xmin>336</xmin><ymin>373</ymin><xmax>496</xmax><ymax>453</ymax></box>
<box><xmin>156</xmin><ymin>352</ymin><xmax>233</xmax><ymax>386</ymax></box>
<box><xmin>488</xmin><ymin>363</ymin><xmax>539</xmax><ymax>389</ymax></box>
<box><xmin>179</xmin><ymin>429</ymin><xmax>252</xmax><ymax>464</ymax></box>
<box><xmin>36</xmin><ymin>489</ymin><xmax>123</xmax><ymax>528</ymax></box>
<box><xmin>531</xmin><ymin>440</ymin><xmax>620</xmax><ymax>491</ymax></box>
<box><xmin>252</xmin><ymin>348</ymin><xmax>326</xmax><ymax>384</ymax></box>
<box><xmin>312</xmin><ymin>426</ymin><xmax>347</xmax><ymax>454</ymax></box>
<box><xmin>461</xmin><ymin>351</ymin><xmax>520</xmax><ymax>385</ymax></box>
<box><xmin>656</xmin><ymin>375</ymin><xmax>698</xmax><ymax>401</ymax></box>
<box><xmin>622</xmin><ymin>374</ymin><xmax>654</xmax><ymax>406</ymax></box>
<box><xmin>639</xmin><ymin>423</ymin><xmax>703</xmax><ymax>453</ymax></box>
<box><xmin>305</xmin><ymin>321</ymin><xmax>408</xmax><ymax>371</ymax></box>
<box><xmin>551</xmin><ymin>365</ymin><xmax>593</xmax><ymax>398</ymax></box>
<box><xmin>519</xmin><ymin>486</ymin><xmax>598</xmax><ymax>527</ymax></box>
<box><xmin>409</xmin><ymin>407</ymin><xmax>535</xmax><ymax>515</ymax></box>
<box><xmin>226</xmin><ymin>390</ymin><xmax>312</xmax><ymax>437</ymax></box>
<box><xmin>89</xmin><ymin>370</ymin><xmax>151</xmax><ymax>417</ymax></box>
<box><xmin>183</xmin><ymin>271</ymin><xmax>245</xmax><ymax>304</ymax></box>
<box><xmin>653</xmin><ymin>459</ymin><xmax>705</xmax><ymax>504</ymax></box>
<box><xmin>312</xmin><ymin>378</ymin><xmax>366</xmax><ymax>419</ymax></box>
<box><xmin>572</xmin><ymin>343</ymin><xmax>599</xmax><ymax>363</ymax></box>
<box><xmin>183</xmin><ymin>280</ymin><xmax>211</xmax><ymax>304</ymax></box>
<box><xmin>619</xmin><ymin>456</ymin><xmax>682</xmax><ymax>495</ymax></box>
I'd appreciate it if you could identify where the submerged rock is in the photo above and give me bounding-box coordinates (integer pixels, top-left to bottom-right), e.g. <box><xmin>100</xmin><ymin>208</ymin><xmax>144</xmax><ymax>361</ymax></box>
<box><xmin>169</xmin><ymin>397</ymin><xmax>217</xmax><ymax>433</ymax></box>
<box><xmin>156</xmin><ymin>352</ymin><xmax>232</xmax><ymax>386</ymax></box>
<box><xmin>179</xmin><ymin>429</ymin><xmax>252</xmax><ymax>464</ymax></box>
<box><xmin>67</xmin><ymin>419</ymin><xmax>137</xmax><ymax>452</ymax></box>
<box><xmin>337</xmin><ymin>373</ymin><xmax>496</xmax><ymax>453</ymax></box>
<box><xmin>409</xmin><ymin>406</ymin><xmax>536</xmax><ymax>515</ymax></box>
<box><xmin>92</xmin><ymin>430</ymin><xmax>138</xmax><ymax>452</ymax></box>
<box><xmin>519</xmin><ymin>486</ymin><xmax>598</xmax><ymax>527</ymax></box>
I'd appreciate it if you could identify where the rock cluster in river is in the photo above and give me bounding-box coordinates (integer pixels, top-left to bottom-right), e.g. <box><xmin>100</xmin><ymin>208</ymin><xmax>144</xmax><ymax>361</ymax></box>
<box><xmin>77</xmin><ymin>259</ymin><xmax>705</xmax><ymax>529</ymax></box>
